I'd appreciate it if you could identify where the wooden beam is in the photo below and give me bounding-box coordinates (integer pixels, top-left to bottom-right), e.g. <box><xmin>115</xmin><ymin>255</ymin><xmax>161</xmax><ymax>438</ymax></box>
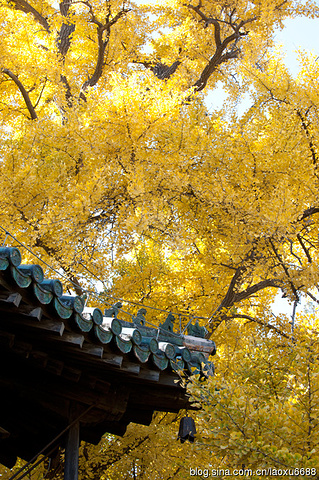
<box><xmin>81</xmin><ymin>344</ymin><xmax>104</xmax><ymax>358</ymax></box>
<box><xmin>12</xmin><ymin>340</ymin><xmax>32</xmax><ymax>357</ymax></box>
<box><xmin>18</xmin><ymin>318</ymin><xmax>65</xmax><ymax>335</ymax></box>
<box><xmin>102</xmin><ymin>354</ymin><xmax>123</xmax><ymax>367</ymax></box>
<box><xmin>64</xmin><ymin>420</ymin><xmax>80</xmax><ymax>480</ymax></box>
<box><xmin>0</xmin><ymin>292</ymin><xmax>22</xmax><ymax>308</ymax></box>
<box><xmin>0</xmin><ymin>425</ymin><xmax>10</xmax><ymax>439</ymax></box>
<box><xmin>138</xmin><ymin>368</ymin><xmax>160</xmax><ymax>382</ymax></box>
<box><xmin>0</xmin><ymin>331</ymin><xmax>15</xmax><ymax>347</ymax></box>
<box><xmin>46</xmin><ymin>332</ymin><xmax>85</xmax><ymax>347</ymax></box>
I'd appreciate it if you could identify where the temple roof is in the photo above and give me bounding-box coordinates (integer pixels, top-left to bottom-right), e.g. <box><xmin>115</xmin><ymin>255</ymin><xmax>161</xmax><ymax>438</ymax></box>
<box><xmin>0</xmin><ymin>247</ymin><xmax>216</xmax><ymax>468</ymax></box>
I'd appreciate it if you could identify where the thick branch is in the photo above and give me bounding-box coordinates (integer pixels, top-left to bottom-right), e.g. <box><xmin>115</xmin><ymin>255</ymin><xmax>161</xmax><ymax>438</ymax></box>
<box><xmin>297</xmin><ymin>233</ymin><xmax>312</xmax><ymax>263</ymax></box>
<box><xmin>9</xmin><ymin>0</ymin><xmax>50</xmax><ymax>32</ymax></box>
<box><xmin>185</xmin><ymin>3</ymin><xmax>256</xmax><ymax>92</ymax></box>
<box><xmin>60</xmin><ymin>74</ymin><xmax>73</xmax><ymax>108</ymax></box>
<box><xmin>307</xmin><ymin>291</ymin><xmax>319</xmax><ymax>305</ymax></box>
<box><xmin>80</xmin><ymin>4</ymin><xmax>130</xmax><ymax>94</ymax></box>
<box><xmin>57</xmin><ymin>0</ymin><xmax>76</xmax><ymax>57</ymax></box>
<box><xmin>297</xmin><ymin>206</ymin><xmax>319</xmax><ymax>222</ymax></box>
<box><xmin>132</xmin><ymin>60</ymin><xmax>181</xmax><ymax>80</ymax></box>
<box><xmin>269</xmin><ymin>238</ymin><xmax>299</xmax><ymax>301</ymax></box>
<box><xmin>234</xmin><ymin>279</ymin><xmax>279</xmax><ymax>303</ymax></box>
<box><xmin>226</xmin><ymin>313</ymin><xmax>290</xmax><ymax>339</ymax></box>
<box><xmin>207</xmin><ymin>265</ymin><xmax>280</xmax><ymax>337</ymax></box>
<box><xmin>193</xmin><ymin>46</ymin><xmax>241</xmax><ymax>92</ymax></box>
<box><xmin>296</xmin><ymin>109</ymin><xmax>318</xmax><ymax>169</ymax></box>
<box><xmin>2</xmin><ymin>69</ymin><xmax>38</xmax><ymax>120</ymax></box>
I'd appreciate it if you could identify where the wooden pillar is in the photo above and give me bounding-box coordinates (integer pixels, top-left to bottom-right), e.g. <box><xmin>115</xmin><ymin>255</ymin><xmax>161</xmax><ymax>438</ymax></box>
<box><xmin>64</xmin><ymin>420</ymin><xmax>80</xmax><ymax>480</ymax></box>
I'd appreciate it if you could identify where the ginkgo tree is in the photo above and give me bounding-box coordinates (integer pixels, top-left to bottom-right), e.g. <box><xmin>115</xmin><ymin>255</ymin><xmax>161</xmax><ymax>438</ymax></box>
<box><xmin>1</xmin><ymin>0</ymin><xmax>319</xmax><ymax>478</ymax></box>
<box><xmin>1</xmin><ymin>0</ymin><xmax>318</xmax><ymax>326</ymax></box>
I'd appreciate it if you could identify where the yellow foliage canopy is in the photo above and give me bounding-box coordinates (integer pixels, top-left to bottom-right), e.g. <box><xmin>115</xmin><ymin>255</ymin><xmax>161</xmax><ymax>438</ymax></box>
<box><xmin>1</xmin><ymin>1</ymin><xmax>319</xmax><ymax>477</ymax></box>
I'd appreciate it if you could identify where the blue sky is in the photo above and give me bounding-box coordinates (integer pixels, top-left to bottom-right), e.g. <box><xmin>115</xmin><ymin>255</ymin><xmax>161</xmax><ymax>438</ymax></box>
<box><xmin>276</xmin><ymin>17</ymin><xmax>319</xmax><ymax>75</ymax></box>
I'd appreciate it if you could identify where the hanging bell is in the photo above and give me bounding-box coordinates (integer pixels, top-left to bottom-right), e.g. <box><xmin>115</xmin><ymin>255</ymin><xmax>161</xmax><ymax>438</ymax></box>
<box><xmin>177</xmin><ymin>416</ymin><xmax>196</xmax><ymax>443</ymax></box>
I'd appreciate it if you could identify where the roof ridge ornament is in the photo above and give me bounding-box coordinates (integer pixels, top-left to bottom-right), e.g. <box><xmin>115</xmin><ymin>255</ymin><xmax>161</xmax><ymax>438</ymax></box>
<box><xmin>133</xmin><ymin>308</ymin><xmax>146</xmax><ymax>326</ymax></box>
<box><xmin>187</xmin><ymin>319</ymin><xmax>207</xmax><ymax>339</ymax></box>
<box><xmin>159</xmin><ymin>312</ymin><xmax>175</xmax><ymax>332</ymax></box>
<box><xmin>104</xmin><ymin>301</ymin><xmax>122</xmax><ymax>318</ymax></box>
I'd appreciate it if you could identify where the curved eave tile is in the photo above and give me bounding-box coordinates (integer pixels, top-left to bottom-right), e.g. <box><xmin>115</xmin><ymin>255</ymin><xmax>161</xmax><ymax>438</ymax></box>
<box><xmin>94</xmin><ymin>325</ymin><xmax>113</xmax><ymax>344</ymax></box>
<box><xmin>114</xmin><ymin>334</ymin><xmax>132</xmax><ymax>354</ymax></box>
<box><xmin>73</xmin><ymin>312</ymin><xmax>93</xmax><ymax>333</ymax></box>
<box><xmin>152</xmin><ymin>352</ymin><xmax>169</xmax><ymax>371</ymax></box>
<box><xmin>0</xmin><ymin>247</ymin><xmax>217</xmax><ymax>379</ymax></box>
<box><xmin>133</xmin><ymin>345</ymin><xmax>150</xmax><ymax>363</ymax></box>
<box><xmin>33</xmin><ymin>282</ymin><xmax>54</xmax><ymax>304</ymax></box>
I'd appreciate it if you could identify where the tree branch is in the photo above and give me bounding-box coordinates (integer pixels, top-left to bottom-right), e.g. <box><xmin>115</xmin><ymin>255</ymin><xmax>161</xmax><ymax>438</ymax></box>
<box><xmin>185</xmin><ymin>3</ymin><xmax>256</xmax><ymax>92</ymax></box>
<box><xmin>226</xmin><ymin>313</ymin><xmax>290</xmax><ymax>339</ymax></box>
<box><xmin>2</xmin><ymin>68</ymin><xmax>38</xmax><ymax>120</ymax></box>
<box><xmin>80</xmin><ymin>2</ymin><xmax>130</xmax><ymax>95</ymax></box>
<box><xmin>8</xmin><ymin>0</ymin><xmax>50</xmax><ymax>32</ymax></box>
<box><xmin>57</xmin><ymin>0</ymin><xmax>76</xmax><ymax>57</ymax></box>
<box><xmin>296</xmin><ymin>109</ymin><xmax>318</xmax><ymax>170</ymax></box>
<box><xmin>234</xmin><ymin>279</ymin><xmax>280</xmax><ymax>303</ymax></box>
<box><xmin>297</xmin><ymin>206</ymin><xmax>319</xmax><ymax>222</ymax></box>
<box><xmin>269</xmin><ymin>238</ymin><xmax>299</xmax><ymax>301</ymax></box>
<box><xmin>193</xmin><ymin>45</ymin><xmax>241</xmax><ymax>92</ymax></box>
<box><xmin>207</xmin><ymin>268</ymin><xmax>280</xmax><ymax>337</ymax></box>
<box><xmin>306</xmin><ymin>291</ymin><xmax>319</xmax><ymax>305</ymax></box>
<box><xmin>297</xmin><ymin>233</ymin><xmax>312</xmax><ymax>263</ymax></box>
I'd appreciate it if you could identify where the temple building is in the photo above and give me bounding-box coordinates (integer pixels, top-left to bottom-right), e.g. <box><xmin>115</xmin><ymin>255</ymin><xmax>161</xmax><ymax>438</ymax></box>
<box><xmin>0</xmin><ymin>247</ymin><xmax>216</xmax><ymax>479</ymax></box>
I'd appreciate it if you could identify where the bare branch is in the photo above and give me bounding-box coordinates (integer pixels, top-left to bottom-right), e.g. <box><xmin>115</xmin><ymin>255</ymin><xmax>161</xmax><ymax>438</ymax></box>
<box><xmin>2</xmin><ymin>68</ymin><xmax>38</xmax><ymax>120</ymax></box>
<box><xmin>131</xmin><ymin>60</ymin><xmax>181</xmax><ymax>80</ymax></box>
<box><xmin>152</xmin><ymin>61</ymin><xmax>181</xmax><ymax>80</ymax></box>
